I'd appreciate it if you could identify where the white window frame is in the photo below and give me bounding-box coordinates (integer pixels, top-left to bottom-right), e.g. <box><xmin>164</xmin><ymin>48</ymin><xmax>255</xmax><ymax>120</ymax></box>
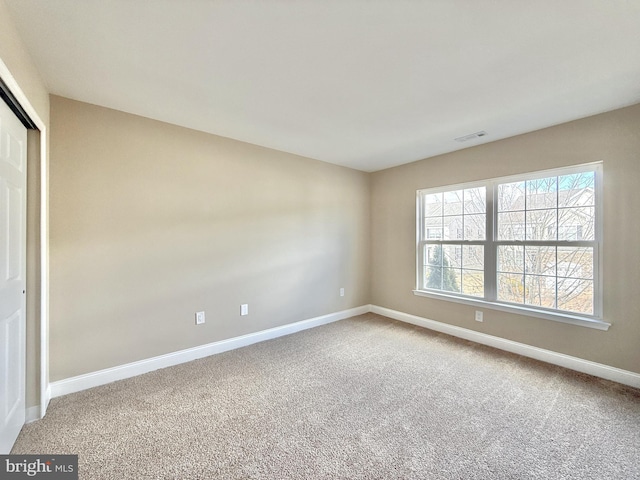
<box><xmin>414</xmin><ymin>162</ymin><xmax>608</xmax><ymax>331</ymax></box>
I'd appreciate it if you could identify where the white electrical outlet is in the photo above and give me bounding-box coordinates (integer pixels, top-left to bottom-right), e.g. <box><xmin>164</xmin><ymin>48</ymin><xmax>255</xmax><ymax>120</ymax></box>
<box><xmin>340</xmin><ymin>287</ymin><xmax>345</xmax><ymax>297</ymax></box>
<box><xmin>195</xmin><ymin>311</ymin><xmax>206</xmax><ymax>325</ymax></box>
<box><xmin>240</xmin><ymin>304</ymin><xmax>249</xmax><ymax>316</ymax></box>
<box><xmin>475</xmin><ymin>311</ymin><xmax>483</xmax><ymax>322</ymax></box>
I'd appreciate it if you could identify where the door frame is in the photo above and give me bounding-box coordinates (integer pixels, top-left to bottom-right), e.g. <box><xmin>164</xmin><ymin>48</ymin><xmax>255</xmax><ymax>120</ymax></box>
<box><xmin>0</xmin><ymin>58</ymin><xmax>49</xmax><ymax>420</ymax></box>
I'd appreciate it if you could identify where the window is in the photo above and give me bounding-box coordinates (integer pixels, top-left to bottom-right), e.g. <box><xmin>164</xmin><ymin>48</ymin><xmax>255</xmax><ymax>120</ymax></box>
<box><xmin>416</xmin><ymin>163</ymin><xmax>605</xmax><ymax>329</ymax></box>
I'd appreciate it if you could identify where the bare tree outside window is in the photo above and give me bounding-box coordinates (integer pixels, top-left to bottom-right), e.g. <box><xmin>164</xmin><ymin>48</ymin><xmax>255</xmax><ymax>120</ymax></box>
<box><xmin>496</xmin><ymin>172</ymin><xmax>595</xmax><ymax>315</ymax></box>
<box><xmin>417</xmin><ymin>165</ymin><xmax>600</xmax><ymax>321</ymax></box>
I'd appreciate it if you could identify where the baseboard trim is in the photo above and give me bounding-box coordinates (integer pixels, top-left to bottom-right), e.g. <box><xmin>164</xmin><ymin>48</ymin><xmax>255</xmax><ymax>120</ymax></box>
<box><xmin>47</xmin><ymin>304</ymin><xmax>639</xmax><ymax>400</ymax></box>
<box><xmin>25</xmin><ymin>406</ymin><xmax>41</xmax><ymax>424</ymax></box>
<box><xmin>50</xmin><ymin>305</ymin><xmax>370</xmax><ymax>399</ymax></box>
<box><xmin>25</xmin><ymin>388</ymin><xmax>50</xmax><ymax>424</ymax></box>
<box><xmin>371</xmin><ymin>305</ymin><xmax>640</xmax><ymax>389</ymax></box>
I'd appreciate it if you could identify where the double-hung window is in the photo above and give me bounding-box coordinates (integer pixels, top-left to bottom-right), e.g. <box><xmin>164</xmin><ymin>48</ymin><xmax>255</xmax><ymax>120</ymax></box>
<box><xmin>415</xmin><ymin>163</ymin><xmax>606</xmax><ymax>329</ymax></box>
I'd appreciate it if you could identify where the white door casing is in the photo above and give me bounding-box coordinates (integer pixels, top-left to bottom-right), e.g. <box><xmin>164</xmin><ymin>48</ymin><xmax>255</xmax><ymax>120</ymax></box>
<box><xmin>0</xmin><ymin>98</ymin><xmax>27</xmax><ymax>454</ymax></box>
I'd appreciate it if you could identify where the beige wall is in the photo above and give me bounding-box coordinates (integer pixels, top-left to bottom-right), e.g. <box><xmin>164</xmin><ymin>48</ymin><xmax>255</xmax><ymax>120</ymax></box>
<box><xmin>49</xmin><ymin>95</ymin><xmax>370</xmax><ymax>381</ymax></box>
<box><xmin>0</xmin><ymin>0</ymin><xmax>49</xmax><ymax>124</ymax></box>
<box><xmin>0</xmin><ymin>0</ymin><xmax>49</xmax><ymax>408</ymax></box>
<box><xmin>371</xmin><ymin>104</ymin><xmax>640</xmax><ymax>373</ymax></box>
<box><xmin>26</xmin><ymin>130</ymin><xmax>41</xmax><ymax>408</ymax></box>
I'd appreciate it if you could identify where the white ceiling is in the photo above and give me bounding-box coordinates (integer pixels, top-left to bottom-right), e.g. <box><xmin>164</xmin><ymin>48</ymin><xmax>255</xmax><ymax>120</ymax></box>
<box><xmin>5</xmin><ymin>1</ymin><xmax>640</xmax><ymax>172</ymax></box>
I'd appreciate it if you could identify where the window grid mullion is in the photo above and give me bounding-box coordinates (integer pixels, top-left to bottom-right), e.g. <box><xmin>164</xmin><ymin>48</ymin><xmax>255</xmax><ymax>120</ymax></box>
<box><xmin>524</xmin><ymin>179</ymin><xmax>527</xmax><ymax>242</ymax></box>
<box><xmin>494</xmin><ymin>240</ymin><xmax>596</xmax><ymax>248</ymax></box>
<box><xmin>521</xmin><ymin>245</ymin><xmax>526</xmax><ymax>304</ymax></box>
<box><xmin>555</xmin><ymin>246</ymin><xmax>558</xmax><ymax>309</ymax></box>
<box><xmin>485</xmin><ymin>182</ymin><xmax>496</xmax><ymax>302</ymax></box>
<box><xmin>556</xmin><ymin>176</ymin><xmax>560</xmax><ymax>241</ymax></box>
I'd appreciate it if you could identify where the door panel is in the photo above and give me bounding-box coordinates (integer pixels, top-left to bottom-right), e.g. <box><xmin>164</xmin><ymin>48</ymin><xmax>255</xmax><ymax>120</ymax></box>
<box><xmin>0</xmin><ymin>98</ymin><xmax>27</xmax><ymax>454</ymax></box>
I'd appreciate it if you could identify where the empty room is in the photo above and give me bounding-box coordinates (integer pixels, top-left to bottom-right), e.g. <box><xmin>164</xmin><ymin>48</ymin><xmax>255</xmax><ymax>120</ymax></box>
<box><xmin>1</xmin><ymin>1</ymin><xmax>639</xmax><ymax>478</ymax></box>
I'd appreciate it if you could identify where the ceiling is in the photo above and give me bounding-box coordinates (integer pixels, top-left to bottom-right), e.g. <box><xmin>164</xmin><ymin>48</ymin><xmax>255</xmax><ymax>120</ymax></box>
<box><xmin>5</xmin><ymin>1</ymin><xmax>640</xmax><ymax>172</ymax></box>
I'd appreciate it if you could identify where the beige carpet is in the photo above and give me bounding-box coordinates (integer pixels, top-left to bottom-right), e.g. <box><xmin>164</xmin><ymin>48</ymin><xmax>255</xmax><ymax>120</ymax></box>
<box><xmin>13</xmin><ymin>313</ymin><xmax>640</xmax><ymax>479</ymax></box>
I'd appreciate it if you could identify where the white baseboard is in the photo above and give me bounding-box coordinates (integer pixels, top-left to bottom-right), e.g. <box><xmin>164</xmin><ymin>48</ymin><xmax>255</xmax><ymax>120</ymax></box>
<box><xmin>24</xmin><ymin>388</ymin><xmax>50</xmax><ymax>424</ymax></box>
<box><xmin>50</xmin><ymin>305</ymin><xmax>370</xmax><ymax>398</ymax></box>
<box><xmin>371</xmin><ymin>305</ymin><xmax>640</xmax><ymax>389</ymax></box>
<box><xmin>42</xmin><ymin>386</ymin><xmax>51</xmax><ymax>418</ymax></box>
<box><xmin>25</xmin><ymin>406</ymin><xmax>41</xmax><ymax>424</ymax></box>
<box><xmin>45</xmin><ymin>303</ymin><xmax>639</xmax><ymax>404</ymax></box>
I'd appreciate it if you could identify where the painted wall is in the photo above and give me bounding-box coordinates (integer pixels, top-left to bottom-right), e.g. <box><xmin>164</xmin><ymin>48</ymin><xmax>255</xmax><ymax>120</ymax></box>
<box><xmin>0</xmin><ymin>1</ymin><xmax>48</xmax><ymax>122</ymax></box>
<box><xmin>371</xmin><ymin>103</ymin><xmax>640</xmax><ymax>373</ymax></box>
<box><xmin>49</xmin><ymin>95</ymin><xmax>370</xmax><ymax>381</ymax></box>
<box><xmin>0</xmin><ymin>0</ymin><xmax>49</xmax><ymax>409</ymax></box>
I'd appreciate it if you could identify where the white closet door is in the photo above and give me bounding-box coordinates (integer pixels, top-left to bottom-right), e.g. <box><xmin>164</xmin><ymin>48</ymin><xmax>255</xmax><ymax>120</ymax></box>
<box><xmin>0</xmin><ymin>97</ymin><xmax>27</xmax><ymax>454</ymax></box>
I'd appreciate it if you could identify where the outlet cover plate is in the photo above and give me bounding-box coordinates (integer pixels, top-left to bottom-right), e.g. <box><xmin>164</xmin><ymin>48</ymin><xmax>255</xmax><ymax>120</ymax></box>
<box><xmin>195</xmin><ymin>311</ymin><xmax>206</xmax><ymax>325</ymax></box>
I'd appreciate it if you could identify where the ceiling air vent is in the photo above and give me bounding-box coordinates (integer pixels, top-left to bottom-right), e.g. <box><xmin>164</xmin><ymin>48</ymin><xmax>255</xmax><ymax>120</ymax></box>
<box><xmin>454</xmin><ymin>131</ymin><xmax>488</xmax><ymax>142</ymax></box>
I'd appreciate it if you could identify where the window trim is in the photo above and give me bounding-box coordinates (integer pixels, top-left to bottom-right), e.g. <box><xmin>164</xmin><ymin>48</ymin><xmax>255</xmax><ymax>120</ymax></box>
<box><xmin>415</xmin><ymin>162</ymin><xmax>609</xmax><ymax>331</ymax></box>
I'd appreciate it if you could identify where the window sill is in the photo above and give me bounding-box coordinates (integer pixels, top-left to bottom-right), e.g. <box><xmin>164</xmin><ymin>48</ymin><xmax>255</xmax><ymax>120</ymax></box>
<box><xmin>412</xmin><ymin>290</ymin><xmax>610</xmax><ymax>331</ymax></box>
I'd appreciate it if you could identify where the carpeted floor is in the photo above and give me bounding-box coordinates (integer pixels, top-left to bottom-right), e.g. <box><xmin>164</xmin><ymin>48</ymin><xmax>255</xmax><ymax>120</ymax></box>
<box><xmin>12</xmin><ymin>313</ymin><xmax>640</xmax><ymax>479</ymax></box>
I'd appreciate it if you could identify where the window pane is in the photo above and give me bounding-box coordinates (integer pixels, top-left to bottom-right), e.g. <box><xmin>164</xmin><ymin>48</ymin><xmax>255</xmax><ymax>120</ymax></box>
<box><xmin>498</xmin><ymin>273</ymin><xmax>524</xmax><ymax>304</ymax></box>
<box><xmin>462</xmin><ymin>270</ymin><xmax>484</xmax><ymax>297</ymax></box>
<box><xmin>498</xmin><ymin>211</ymin><xmax>525</xmax><ymax>240</ymax></box>
<box><xmin>426</xmin><ymin>244</ymin><xmax>444</xmax><ymax>267</ymax></box>
<box><xmin>498</xmin><ymin>245</ymin><xmax>524</xmax><ymax>274</ymax></box>
<box><xmin>462</xmin><ymin>245</ymin><xmax>484</xmax><ymax>270</ymax></box>
<box><xmin>498</xmin><ymin>181</ymin><xmax>525</xmax><ymax>212</ymax></box>
<box><xmin>526</xmin><ymin>209</ymin><xmax>557</xmax><ymax>241</ymax></box>
<box><xmin>526</xmin><ymin>177</ymin><xmax>557</xmax><ymax>210</ymax></box>
<box><xmin>424</xmin><ymin>266</ymin><xmax>443</xmax><ymax>290</ymax></box>
<box><xmin>558</xmin><ymin>207</ymin><xmax>594</xmax><ymax>241</ymax></box>
<box><xmin>557</xmin><ymin>278</ymin><xmax>593</xmax><ymax>315</ymax></box>
<box><xmin>464</xmin><ymin>187</ymin><xmax>486</xmax><ymax>214</ymax></box>
<box><xmin>443</xmin><ymin>245</ymin><xmax>462</xmax><ymax>269</ymax></box>
<box><xmin>424</xmin><ymin>193</ymin><xmax>443</xmax><ymax>217</ymax></box>
<box><xmin>442</xmin><ymin>268</ymin><xmax>461</xmax><ymax>293</ymax></box>
<box><xmin>425</xmin><ymin>244</ymin><xmax>463</xmax><ymax>293</ymax></box>
<box><xmin>443</xmin><ymin>190</ymin><xmax>463</xmax><ymax>215</ymax></box>
<box><xmin>443</xmin><ymin>215</ymin><xmax>463</xmax><ymax>240</ymax></box>
<box><xmin>525</xmin><ymin>246</ymin><xmax>556</xmax><ymax>276</ymax></box>
<box><xmin>525</xmin><ymin>275</ymin><xmax>556</xmax><ymax>308</ymax></box>
<box><xmin>425</xmin><ymin>217</ymin><xmax>443</xmax><ymax>240</ymax></box>
<box><xmin>426</xmin><ymin>244</ymin><xmax>442</xmax><ymax>266</ymax></box>
<box><xmin>557</xmin><ymin>247</ymin><xmax>593</xmax><ymax>279</ymax></box>
<box><xmin>464</xmin><ymin>214</ymin><xmax>486</xmax><ymax>240</ymax></box>
<box><xmin>558</xmin><ymin>172</ymin><xmax>595</xmax><ymax>208</ymax></box>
